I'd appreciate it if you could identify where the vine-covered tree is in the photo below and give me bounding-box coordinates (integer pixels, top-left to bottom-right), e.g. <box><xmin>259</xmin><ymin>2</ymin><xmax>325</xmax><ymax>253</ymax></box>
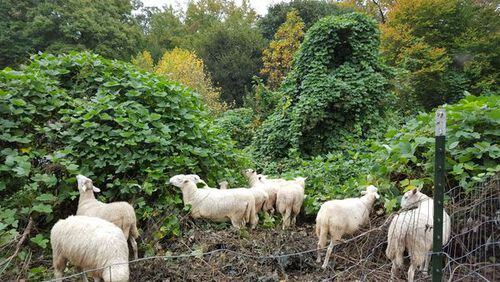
<box><xmin>253</xmin><ymin>13</ymin><xmax>393</xmax><ymax>160</ymax></box>
<box><xmin>260</xmin><ymin>10</ymin><xmax>305</xmax><ymax>90</ymax></box>
<box><xmin>155</xmin><ymin>48</ymin><xmax>226</xmax><ymax>114</ymax></box>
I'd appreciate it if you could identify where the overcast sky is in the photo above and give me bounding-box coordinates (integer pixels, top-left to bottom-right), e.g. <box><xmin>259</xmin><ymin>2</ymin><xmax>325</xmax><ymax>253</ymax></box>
<box><xmin>140</xmin><ymin>0</ymin><xmax>290</xmax><ymax>16</ymax></box>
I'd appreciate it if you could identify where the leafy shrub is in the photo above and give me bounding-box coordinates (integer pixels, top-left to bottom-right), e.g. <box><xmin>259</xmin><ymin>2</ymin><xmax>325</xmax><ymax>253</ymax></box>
<box><xmin>260</xmin><ymin>147</ymin><xmax>373</xmax><ymax>216</ymax></box>
<box><xmin>253</xmin><ymin>13</ymin><xmax>393</xmax><ymax>160</ymax></box>
<box><xmin>370</xmin><ymin>94</ymin><xmax>500</xmax><ymax>194</ymax></box>
<box><xmin>215</xmin><ymin>108</ymin><xmax>256</xmax><ymax>149</ymax></box>
<box><xmin>0</xmin><ymin>52</ymin><xmax>250</xmax><ymax>273</ymax></box>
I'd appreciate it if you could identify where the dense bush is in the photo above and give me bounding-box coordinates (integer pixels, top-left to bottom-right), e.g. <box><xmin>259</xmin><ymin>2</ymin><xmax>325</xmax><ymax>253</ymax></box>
<box><xmin>215</xmin><ymin>108</ymin><xmax>256</xmax><ymax>149</ymax></box>
<box><xmin>253</xmin><ymin>13</ymin><xmax>393</xmax><ymax>160</ymax></box>
<box><xmin>370</xmin><ymin>94</ymin><xmax>499</xmax><ymax>198</ymax></box>
<box><xmin>0</xmin><ymin>52</ymin><xmax>250</xmax><ymax>274</ymax></box>
<box><xmin>257</xmin><ymin>94</ymin><xmax>499</xmax><ymax>215</ymax></box>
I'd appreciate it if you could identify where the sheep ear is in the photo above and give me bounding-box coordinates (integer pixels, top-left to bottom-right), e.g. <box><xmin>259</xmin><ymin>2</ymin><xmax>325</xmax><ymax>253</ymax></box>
<box><xmin>375</xmin><ymin>193</ymin><xmax>380</xmax><ymax>199</ymax></box>
<box><xmin>360</xmin><ymin>190</ymin><xmax>367</xmax><ymax>195</ymax></box>
<box><xmin>412</xmin><ymin>189</ymin><xmax>418</xmax><ymax>195</ymax></box>
<box><xmin>92</xmin><ymin>186</ymin><xmax>101</xmax><ymax>193</ymax></box>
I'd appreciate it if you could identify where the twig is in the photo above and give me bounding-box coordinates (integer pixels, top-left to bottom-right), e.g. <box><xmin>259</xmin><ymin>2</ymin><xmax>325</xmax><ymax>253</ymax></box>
<box><xmin>0</xmin><ymin>217</ymin><xmax>34</xmax><ymax>266</ymax></box>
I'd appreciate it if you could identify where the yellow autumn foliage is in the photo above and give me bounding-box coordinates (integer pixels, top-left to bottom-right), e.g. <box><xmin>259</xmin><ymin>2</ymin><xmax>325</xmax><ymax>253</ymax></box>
<box><xmin>131</xmin><ymin>50</ymin><xmax>154</xmax><ymax>72</ymax></box>
<box><xmin>260</xmin><ymin>9</ymin><xmax>305</xmax><ymax>90</ymax></box>
<box><xmin>154</xmin><ymin>48</ymin><xmax>226</xmax><ymax>114</ymax></box>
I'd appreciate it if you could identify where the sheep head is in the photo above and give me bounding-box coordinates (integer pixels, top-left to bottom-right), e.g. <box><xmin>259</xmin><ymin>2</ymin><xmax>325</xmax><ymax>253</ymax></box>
<box><xmin>243</xmin><ymin>168</ymin><xmax>256</xmax><ymax>179</ymax></box>
<box><xmin>401</xmin><ymin>188</ymin><xmax>426</xmax><ymax>209</ymax></box>
<box><xmin>76</xmin><ymin>175</ymin><xmax>101</xmax><ymax>193</ymax></box>
<box><xmin>219</xmin><ymin>181</ymin><xmax>229</xmax><ymax>189</ymax></box>
<box><xmin>294</xmin><ymin>177</ymin><xmax>307</xmax><ymax>188</ymax></box>
<box><xmin>361</xmin><ymin>185</ymin><xmax>380</xmax><ymax>199</ymax></box>
<box><xmin>169</xmin><ymin>174</ymin><xmax>187</xmax><ymax>187</ymax></box>
<box><xmin>185</xmin><ymin>174</ymin><xmax>207</xmax><ymax>186</ymax></box>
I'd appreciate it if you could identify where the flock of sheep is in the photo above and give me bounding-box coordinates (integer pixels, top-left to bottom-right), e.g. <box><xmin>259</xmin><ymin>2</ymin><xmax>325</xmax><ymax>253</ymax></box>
<box><xmin>49</xmin><ymin>170</ymin><xmax>451</xmax><ymax>282</ymax></box>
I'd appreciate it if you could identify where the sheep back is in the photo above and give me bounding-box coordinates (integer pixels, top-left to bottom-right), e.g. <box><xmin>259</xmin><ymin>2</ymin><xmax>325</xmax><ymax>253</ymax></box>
<box><xmin>50</xmin><ymin>215</ymin><xmax>129</xmax><ymax>281</ymax></box>
<box><xmin>77</xmin><ymin>201</ymin><xmax>137</xmax><ymax>240</ymax></box>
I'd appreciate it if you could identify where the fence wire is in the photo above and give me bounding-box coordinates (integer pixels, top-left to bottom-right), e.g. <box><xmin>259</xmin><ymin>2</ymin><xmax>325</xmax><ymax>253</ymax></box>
<box><xmin>46</xmin><ymin>175</ymin><xmax>499</xmax><ymax>281</ymax></box>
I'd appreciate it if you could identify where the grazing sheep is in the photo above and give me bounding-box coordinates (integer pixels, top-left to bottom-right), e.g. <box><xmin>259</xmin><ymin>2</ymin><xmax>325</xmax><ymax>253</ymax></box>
<box><xmin>243</xmin><ymin>169</ymin><xmax>294</xmax><ymax>214</ymax></box>
<box><xmin>51</xmin><ymin>215</ymin><xmax>129</xmax><ymax>282</ymax></box>
<box><xmin>218</xmin><ymin>180</ymin><xmax>268</xmax><ymax>213</ymax></box>
<box><xmin>170</xmin><ymin>176</ymin><xmax>258</xmax><ymax>229</ymax></box>
<box><xmin>76</xmin><ymin>175</ymin><xmax>139</xmax><ymax>260</ymax></box>
<box><xmin>316</xmin><ymin>185</ymin><xmax>380</xmax><ymax>268</ymax></box>
<box><xmin>276</xmin><ymin>177</ymin><xmax>306</xmax><ymax>229</ymax></box>
<box><xmin>386</xmin><ymin>189</ymin><xmax>451</xmax><ymax>282</ymax></box>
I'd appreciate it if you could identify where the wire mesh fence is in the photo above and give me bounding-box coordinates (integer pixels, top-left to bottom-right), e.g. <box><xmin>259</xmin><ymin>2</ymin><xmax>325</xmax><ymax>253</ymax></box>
<box><xmin>45</xmin><ymin>175</ymin><xmax>499</xmax><ymax>281</ymax></box>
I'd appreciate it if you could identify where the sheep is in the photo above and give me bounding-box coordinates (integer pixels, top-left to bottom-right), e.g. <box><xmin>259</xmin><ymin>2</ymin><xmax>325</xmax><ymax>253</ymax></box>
<box><xmin>316</xmin><ymin>185</ymin><xmax>380</xmax><ymax>269</ymax></box>
<box><xmin>386</xmin><ymin>189</ymin><xmax>451</xmax><ymax>282</ymax></box>
<box><xmin>243</xmin><ymin>169</ymin><xmax>295</xmax><ymax>214</ymax></box>
<box><xmin>219</xmin><ymin>181</ymin><xmax>229</xmax><ymax>189</ymax></box>
<box><xmin>51</xmin><ymin>215</ymin><xmax>129</xmax><ymax>282</ymax></box>
<box><xmin>76</xmin><ymin>175</ymin><xmax>139</xmax><ymax>260</ymax></box>
<box><xmin>276</xmin><ymin>177</ymin><xmax>306</xmax><ymax>229</ymax></box>
<box><xmin>170</xmin><ymin>176</ymin><xmax>258</xmax><ymax>229</ymax></box>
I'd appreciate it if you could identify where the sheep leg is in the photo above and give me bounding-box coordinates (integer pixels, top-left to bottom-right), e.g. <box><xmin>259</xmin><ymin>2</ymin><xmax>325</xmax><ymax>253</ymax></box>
<box><xmin>74</xmin><ymin>267</ymin><xmax>88</xmax><ymax>282</ymax></box>
<box><xmin>407</xmin><ymin>264</ymin><xmax>417</xmax><ymax>282</ymax></box>
<box><xmin>321</xmin><ymin>239</ymin><xmax>335</xmax><ymax>269</ymax></box>
<box><xmin>281</xmin><ymin>207</ymin><xmax>292</xmax><ymax>230</ymax></box>
<box><xmin>53</xmin><ymin>255</ymin><xmax>67</xmax><ymax>281</ymax></box>
<box><xmin>316</xmin><ymin>226</ymin><xmax>328</xmax><ymax>263</ymax></box>
<box><xmin>390</xmin><ymin>251</ymin><xmax>403</xmax><ymax>281</ymax></box>
<box><xmin>422</xmin><ymin>253</ymin><xmax>430</xmax><ymax>275</ymax></box>
<box><xmin>130</xmin><ymin>236</ymin><xmax>138</xmax><ymax>260</ymax></box>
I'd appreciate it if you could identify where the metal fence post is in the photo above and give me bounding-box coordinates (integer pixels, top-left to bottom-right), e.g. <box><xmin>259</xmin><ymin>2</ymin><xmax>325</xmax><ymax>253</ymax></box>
<box><xmin>432</xmin><ymin>108</ymin><xmax>446</xmax><ymax>282</ymax></box>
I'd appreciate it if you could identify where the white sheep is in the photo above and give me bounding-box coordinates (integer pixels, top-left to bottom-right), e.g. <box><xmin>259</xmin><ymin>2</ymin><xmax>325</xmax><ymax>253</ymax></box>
<box><xmin>243</xmin><ymin>169</ymin><xmax>293</xmax><ymax>213</ymax></box>
<box><xmin>218</xmin><ymin>179</ymin><xmax>268</xmax><ymax>213</ymax></box>
<box><xmin>276</xmin><ymin>177</ymin><xmax>306</xmax><ymax>229</ymax></box>
<box><xmin>219</xmin><ymin>181</ymin><xmax>229</xmax><ymax>189</ymax></box>
<box><xmin>170</xmin><ymin>176</ymin><xmax>258</xmax><ymax>229</ymax></box>
<box><xmin>51</xmin><ymin>215</ymin><xmax>129</xmax><ymax>282</ymax></box>
<box><xmin>386</xmin><ymin>189</ymin><xmax>451</xmax><ymax>282</ymax></box>
<box><xmin>316</xmin><ymin>185</ymin><xmax>380</xmax><ymax>268</ymax></box>
<box><xmin>76</xmin><ymin>175</ymin><xmax>139</xmax><ymax>260</ymax></box>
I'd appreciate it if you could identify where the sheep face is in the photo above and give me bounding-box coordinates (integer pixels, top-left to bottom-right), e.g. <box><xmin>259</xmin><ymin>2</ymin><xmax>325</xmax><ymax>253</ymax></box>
<box><xmin>76</xmin><ymin>175</ymin><xmax>101</xmax><ymax>193</ymax></box>
<box><xmin>361</xmin><ymin>185</ymin><xmax>380</xmax><ymax>199</ymax></box>
<box><xmin>243</xmin><ymin>169</ymin><xmax>256</xmax><ymax>179</ymax></box>
<box><xmin>169</xmin><ymin>175</ymin><xmax>187</xmax><ymax>187</ymax></box>
<box><xmin>400</xmin><ymin>189</ymin><xmax>421</xmax><ymax>208</ymax></box>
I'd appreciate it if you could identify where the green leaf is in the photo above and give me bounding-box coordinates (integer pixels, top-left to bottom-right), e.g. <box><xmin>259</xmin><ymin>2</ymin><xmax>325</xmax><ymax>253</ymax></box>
<box><xmin>32</xmin><ymin>204</ymin><xmax>52</xmax><ymax>214</ymax></box>
<box><xmin>30</xmin><ymin>234</ymin><xmax>49</xmax><ymax>249</ymax></box>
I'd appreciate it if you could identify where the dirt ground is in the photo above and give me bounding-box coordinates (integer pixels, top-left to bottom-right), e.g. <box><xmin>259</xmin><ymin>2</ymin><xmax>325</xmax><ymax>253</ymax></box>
<box><xmin>129</xmin><ymin>215</ymin><xmax>393</xmax><ymax>282</ymax></box>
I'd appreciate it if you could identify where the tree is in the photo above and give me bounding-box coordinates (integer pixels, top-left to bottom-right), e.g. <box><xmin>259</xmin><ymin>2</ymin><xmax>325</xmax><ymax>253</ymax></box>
<box><xmin>338</xmin><ymin>0</ymin><xmax>395</xmax><ymax>23</ymax></box>
<box><xmin>131</xmin><ymin>50</ymin><xmax>154</xmax><ymax>72</ymax></box>
<box><xmin>260</xmin><ymin>10</ymin><xmax>305</xmax><ymax>90</ymax></box>
<box><xmin>155</xmin><ymin>48</ymin><xmax>226</xmax><ymax>114</ymax></box>
<box><xmin>0</xmin><ymin>0</ymin><xmax>142</xmax><ymax>68</ymax></box>
<box><xmin>381</xmin><ymin>0</ymin><xmax>499</xmax><ymax>110</ymax></box>
<box><xmin>138</xmin><ymin>6</ymin><xmax>186</xmax><ymax>61</ymax></box>
<box><xmin>253</xmin><ymin>13</ymin><xmax>393</xmax><ymax>160</ymax></box>
<box><xmin>258</xmin><ymin>0</ymin><xmax>350</xmax><ymax>40</ymax></box>
<box><xmin>192</xmin><ymin>17</ymin><xmax>266</xmax><ymax>106</ymax></box>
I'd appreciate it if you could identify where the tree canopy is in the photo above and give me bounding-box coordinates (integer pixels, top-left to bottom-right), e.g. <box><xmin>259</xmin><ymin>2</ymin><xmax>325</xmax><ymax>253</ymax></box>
<box><xmin>0</xmin><ymin>0</ymin><xmax>142</xmax><ymax>68</ymax></box>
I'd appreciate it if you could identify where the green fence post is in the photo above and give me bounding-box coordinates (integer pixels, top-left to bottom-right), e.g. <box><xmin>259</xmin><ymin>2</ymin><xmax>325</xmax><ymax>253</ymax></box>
<box><xmin>432</xmin><ymin>108</ymin><xmax>446</xmax><ymax>282</ymax></box>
